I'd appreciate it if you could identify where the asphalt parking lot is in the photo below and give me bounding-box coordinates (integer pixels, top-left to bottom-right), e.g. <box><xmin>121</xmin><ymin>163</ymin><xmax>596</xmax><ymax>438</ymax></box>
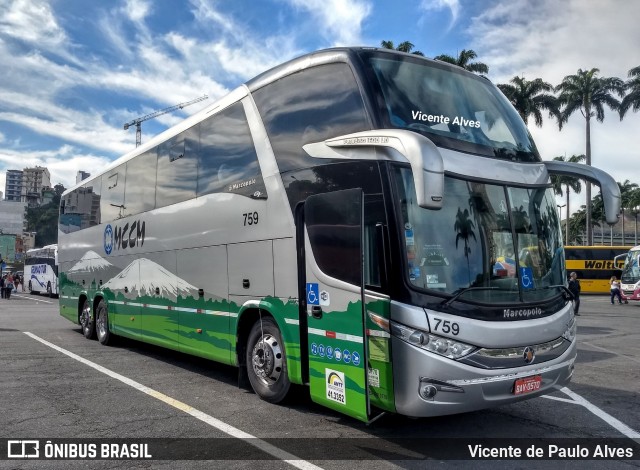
<box><xmin>0</xmin><ymin>294</ymin><xmax>638</xmax><ymax>469</ymax></box>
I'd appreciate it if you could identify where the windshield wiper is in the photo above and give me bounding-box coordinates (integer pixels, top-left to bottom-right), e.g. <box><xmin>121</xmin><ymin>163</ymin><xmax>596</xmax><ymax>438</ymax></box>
<box><xmin>441</xmin><ymin>287</ymin><xmax>500</xmax><ymax>308</ymax></box>
<box><xmin>540</xmin><ymin>284</ymin><xmax>574</xmax><ymax>300</ymax></box>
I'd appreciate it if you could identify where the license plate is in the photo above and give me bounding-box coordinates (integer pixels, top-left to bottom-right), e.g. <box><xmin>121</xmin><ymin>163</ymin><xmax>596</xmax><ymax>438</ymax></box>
<box><xmin>513</xmin><ymin>375</ymin><xmax>542</xmax><ymax>395</ymax></box>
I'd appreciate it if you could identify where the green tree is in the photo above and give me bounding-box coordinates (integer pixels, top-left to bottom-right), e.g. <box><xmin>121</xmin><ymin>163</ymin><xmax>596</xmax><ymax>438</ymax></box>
<box><xmin>567</xmin><ymin>206</ymin><xmax>587</xmax><ymax>245</ymax></box>
<box><xmin>620</xmin><ymin>65</ymin><xmax>640</xmax><ymax>119</ymax></box>
<box><xmin>556</xmin><ymin>68</ymin><xmax>625</xmax><ymax>245</ymax></box>
<box><xmin>433</xmin><ymin>49</ymin><xmax>488</xmax><ymax>75</ymax></box>
<box><xmin>380</xmin><ymin>40</ymin><xmax>424</xmax><ymax>56</ymax></box>
<box><xmin>497</xmin><ymin>76</ymin><xmax>561</xmax><ymax>128</ymax></box>
<box><xmin>454</xmin><ymin>208</ymin><xmax>477</xmax><ymax>284</ymax></box>
<box><xmin>25</xmin><ymin>184</ymin><xmax>65</xmax><ymax>247</ymax></box>
<box><xmin>550</xmin><ymin>154</ymin><xmax>585</xmax><ymax>244</ymax></box>
<box><xmin>618</xmin><ymin>179</ymin><xmax>639</xmax><ymax>245</ymax></box>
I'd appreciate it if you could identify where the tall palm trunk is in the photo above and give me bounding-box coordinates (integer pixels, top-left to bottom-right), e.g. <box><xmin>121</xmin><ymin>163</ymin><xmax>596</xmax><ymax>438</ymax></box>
<box><xmin>585</xmin><ymin>112</ymin><xmax>592</xmax><ymax>245</ymax></box>
<box><xmin>565</xmin><ymin>186</ymin><xmax>570</xmax><ymax>244</ymax></box>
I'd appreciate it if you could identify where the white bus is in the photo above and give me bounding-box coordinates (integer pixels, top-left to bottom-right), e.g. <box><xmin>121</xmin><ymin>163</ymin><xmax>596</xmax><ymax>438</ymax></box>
<box><xmin>58</xmin><ymin>47</ymin><xmax>621</xmax><ymax>422</ymax></box>
<box><xmin>25</xmin><ymin>244</ymin><xmax>59</xmax><ymax>297</ymax></box>
<box><xmin>620</xmin><ymin>245</ymin><xmax>640</xmax><ymax>300</ymax></box>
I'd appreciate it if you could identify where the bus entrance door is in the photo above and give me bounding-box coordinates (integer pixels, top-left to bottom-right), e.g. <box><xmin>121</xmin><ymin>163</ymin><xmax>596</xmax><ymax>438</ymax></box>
<box><xmin>302</xmin><ymin>189</ymin><xmax>370</xmax><ymax>422</ymax></box>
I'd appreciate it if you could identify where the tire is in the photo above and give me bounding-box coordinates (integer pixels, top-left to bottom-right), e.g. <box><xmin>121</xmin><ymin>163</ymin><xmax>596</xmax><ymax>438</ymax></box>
<box><xmin>29</xmin><ymin>281</ymin><xmax>36</xmax><ymax>295</ymax></box>
<box><xmin>47</xmin><ymin>282</ymin><xmax>52</xmax><ymax>298</ymax></box>
<box><xmin>80</xmin><ymin>299</ymin><xmax>95</xmax><ymax>339</ymax></box>
<box><xmin>96</xmin><ymin>300</ymin><xmax>113</xmax><ymax>345</ymax></box>
<box><xmin>246</xmin><ymin>317</ymin><xmax>291</xmax><ymax>403</ymax></box>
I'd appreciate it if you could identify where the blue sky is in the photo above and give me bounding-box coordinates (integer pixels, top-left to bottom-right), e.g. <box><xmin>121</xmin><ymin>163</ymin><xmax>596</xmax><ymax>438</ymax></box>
<box><xmin>0</xmin><ymin>0</ymin><xmax>639</xmax><ymax>216</ymax></box>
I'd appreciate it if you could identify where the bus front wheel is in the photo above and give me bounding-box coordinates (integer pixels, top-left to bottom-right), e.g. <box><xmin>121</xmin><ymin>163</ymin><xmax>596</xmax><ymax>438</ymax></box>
<box><xmin>96</xmin><ymin>300</ymin><xmax>113</xmax><ymax>345</ymax></box>
<box><xmin>246</xmin><ymin>317</ymin><xmax>291</xmax><ymax>403</ymax></box>
<box><xmin>80</xmin><ymin>299</ymin><xmax>95</xmax><ymax>339</ymax></box>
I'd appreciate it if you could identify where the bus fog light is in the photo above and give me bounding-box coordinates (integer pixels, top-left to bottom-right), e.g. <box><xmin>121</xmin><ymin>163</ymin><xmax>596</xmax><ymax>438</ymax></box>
<box><xmin>562</xmin><ymin>317</ymin><xmax>577</xmax><ymax>342</ymax></box>
<box><xmin>419</xmin><ymin>383</ymin><xmax>438</xmax><ymax>400</ymax></box>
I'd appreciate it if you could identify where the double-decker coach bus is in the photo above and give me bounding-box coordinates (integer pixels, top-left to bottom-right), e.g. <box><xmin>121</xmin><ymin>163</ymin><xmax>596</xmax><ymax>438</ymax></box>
<box><xmin>564</xmin><ymin>246</ymin><xmax>631</xmax><ymax>294</ymax></box>
<box><xmin>25</xmin><ymin>244</ymin><xmax>59</xmax><ymax>297</ymax></box>
<box><xmin>58</xmin><ymin>47</ymin><xmax>621</xmax><ymax>422</ymax></box>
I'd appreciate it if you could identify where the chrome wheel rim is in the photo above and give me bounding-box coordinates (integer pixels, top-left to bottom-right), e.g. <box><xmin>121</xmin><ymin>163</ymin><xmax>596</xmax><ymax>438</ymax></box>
<box><xmin>96</xmin><ymin>309</ymin><xmax>106</xmax><ymax>339</ymax></box>
<box><xmin>251</xmin><ymin>334</ymin><xmax>283</xmax><ymax>386</ymax></box>
<box><xmin>80</xmin><ymin>303</ymin><xmax>91</xmax><ymax>331</ymax></box>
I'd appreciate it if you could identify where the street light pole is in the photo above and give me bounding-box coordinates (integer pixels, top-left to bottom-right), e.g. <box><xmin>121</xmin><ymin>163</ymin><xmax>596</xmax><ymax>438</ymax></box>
<box><xmin>557</xmin><ymin>204</ymin><xmax>567</xmax><ymax>244</ymax></box>
<box><xmin>634</xmin><ymin>207</ymin><xmax>639</xmax><ymax>245</ymax></box>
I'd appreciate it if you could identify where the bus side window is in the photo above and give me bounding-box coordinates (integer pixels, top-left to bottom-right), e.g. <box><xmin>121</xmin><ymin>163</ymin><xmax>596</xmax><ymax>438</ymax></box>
<box><xmin>252</xmin><ymin>62</ymin><xmax>369</xmax><ymax>174</ymax></box>
<box><xmin>156</xmin><ymin>126</ymin><xmax>198</xmax><ymax>208</ymax></box>
<box><xmin>101</xmin><ymin>165</ymin><xmax>126</xmax><ymax>221</ymax></box>
<box><xmin>124</xmin><ymin>149</ymin><xmax>157</xmax><ymax>217</ymax></box>
<box><xmin>198</xmin><ymin>102</ymin><xmax>265</xmax><ymax>198</ymax></box>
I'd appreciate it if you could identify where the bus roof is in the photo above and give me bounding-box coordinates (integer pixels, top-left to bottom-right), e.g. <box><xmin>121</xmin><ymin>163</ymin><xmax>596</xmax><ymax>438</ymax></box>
<box><xmin>62</xmin><ymin>47</ymin><xmax>466</xmax><ymax>198</ymax></box>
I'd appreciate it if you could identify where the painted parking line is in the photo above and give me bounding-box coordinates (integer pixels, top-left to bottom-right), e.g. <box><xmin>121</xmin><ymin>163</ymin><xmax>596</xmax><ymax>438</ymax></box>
<box><xmin>11</xmin><ymin>294</ymin><xmax>54</xmax><ymax>304</ymax></box>
<box><xmin>542</xmin><ymin>387</ymin><xmax>640</xmax><ymax>439</ymax></box>
<box><xmin>23</xmin><ymin>332</ymin><xmax>323</xmax><ymax>470</ymax></box>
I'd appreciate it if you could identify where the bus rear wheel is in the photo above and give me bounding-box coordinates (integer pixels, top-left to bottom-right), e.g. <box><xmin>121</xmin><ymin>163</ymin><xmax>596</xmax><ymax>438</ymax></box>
<box><xmin>80</xmin><ymin>299</ymin><xmax>95</xmax><ymax>339</ymax></box>
<box><xmin>29</xmin><ymin>281</ymin><xmax>35</xmax><ymax>295</ymax></box>
<box><xmin>47</xmin><ymin>282</ymin><xmax>52</xmax><ymax>297</ymax></box>
<box><xmin>96</xmin><ymin>300</ymin><xmax>112</xmax><ymax>345</ymax></box>
<box><xmin>246</xmin><ymin>317</ymin><xmax>290</xmax><ymax>403</ymax></box>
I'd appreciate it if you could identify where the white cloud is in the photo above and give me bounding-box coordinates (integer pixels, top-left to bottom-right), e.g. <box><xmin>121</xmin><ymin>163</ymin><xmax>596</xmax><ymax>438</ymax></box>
<box><xmin>420</xmin><ymin>0</ymin><xmax>461</xmax><ymax>29</ymax></box>
<box><xmin>0</xmin><ymin>146</ymin><xmax>112</xmax><ymax>190</ymax></box>
<box><xmin>468</xmin><ymin>0</ymin><xmax>640</xmax><ymax>214</ymax></box>
<box><xmin>0</xmin><ymin>0</ymin><xmax>67</xmax><ymax>48</ymax></box>
<box><xmin>124</xmin><ymin>0</ymin><xmax>151</xmax><ymax>23</ymax></box>
<box><xmin>285</xmin><ymin>0</ymin><xmax>372</xmax><ymax>46</ymax></box>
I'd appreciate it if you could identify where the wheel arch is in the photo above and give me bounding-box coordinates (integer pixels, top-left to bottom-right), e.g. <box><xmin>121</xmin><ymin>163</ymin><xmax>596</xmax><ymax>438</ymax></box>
<box><xmin>235</xmin><ymin>299</ymin><xmax>302</xmax><ymax>384</ymax></box>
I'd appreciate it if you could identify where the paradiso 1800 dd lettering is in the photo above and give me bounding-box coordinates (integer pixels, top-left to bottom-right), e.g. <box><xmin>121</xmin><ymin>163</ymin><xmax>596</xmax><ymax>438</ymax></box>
<box><xmin>104</xmin><ymin>221</ymin><xmax>146</xmax><ymax>255</ymax></box>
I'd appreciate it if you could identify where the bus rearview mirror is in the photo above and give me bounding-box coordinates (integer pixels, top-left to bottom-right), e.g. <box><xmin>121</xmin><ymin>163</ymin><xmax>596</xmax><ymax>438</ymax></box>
<box><xmin>303</xmin><ymin>129</ymin><xmax>445</xmax><ymax>209</ymax></box>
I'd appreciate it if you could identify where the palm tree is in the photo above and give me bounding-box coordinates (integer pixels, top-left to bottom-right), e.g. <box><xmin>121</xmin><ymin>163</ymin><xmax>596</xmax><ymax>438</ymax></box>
<box><xmin>568</xmin><ymin>206</ymin><xmax>587</xmax><ymax>245</ymax></box>
<box><xmin>497</xmin><ymin>77</ymin><xmax>561</xmax><ymax>128</ymax></box>
<box><xmin>433</xmin><ymin>49</ymin><xmax>488</xmax><ymax>75</ymax></box>
<box><xmin>620</xmin><ymin>65</ymin><xmax>640</xmax><ymax>119</ymax></box>
<box><xmin>618</xmin><ymin>179</ymin><xmax>639</xmax><ymax>245</ymax></box>
<box><xmin>556</xmin><ymin>68</ymin><xmax>625</xmax><ymax>245</ymax></box>
<box><xmin>628</xmin><ymin>187</ymin><xmax>640</xmax><ymax>244</ymax></box>
<box><xmin>380</xmin><ymin>40</ymin><xmax>424</xmax><ymax>56</ymax></box>
<box><xmin>550</xmin><ymin>155</ymin><xmax>585</xmax><ymax>244</ymax></box>
<box><xmin>454</xmin><ymin>208</ymin><xmax>477</xmax><ymax>284</ymax></box>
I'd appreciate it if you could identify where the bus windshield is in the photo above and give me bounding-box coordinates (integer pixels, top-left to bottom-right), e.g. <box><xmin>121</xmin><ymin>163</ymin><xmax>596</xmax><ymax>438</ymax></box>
<box><xmin>621</xmin><ymin>249</ymin><xmax>640</xmax><ymax>283</ymax></box>
<box><xmin>365</xmin><ymin>53</ymin><xmax>540</xmax><ymax>162</ymax></box>
<box><xmin>393</xmin><ymin>167</ymin><xmax>565</xmax><ymax>304</ymax></box>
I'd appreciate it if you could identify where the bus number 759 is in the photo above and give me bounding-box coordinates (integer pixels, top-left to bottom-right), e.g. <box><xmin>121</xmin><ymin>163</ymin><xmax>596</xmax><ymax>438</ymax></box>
<box><xmin>433</xmin><ymin>318</ymin><xmax>460</xmax><ymax>336</ymax></box>
<box><xmin>243</xmin><ymin>212</ymin><xmax>259</xmax><ymax>226</ymax></box>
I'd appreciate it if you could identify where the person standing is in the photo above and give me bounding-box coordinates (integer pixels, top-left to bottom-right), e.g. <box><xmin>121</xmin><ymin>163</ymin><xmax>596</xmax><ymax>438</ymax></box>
<box><xmin>0</xmin><ymin>275</ymin><xmax>4</xmax><ymax>299</ymax></box>
<box><xmin>4</xmin><ymin>273</ymin><xmax>14</xmax><ymax>299</ymax></box>
<box><xmin>568</xmin><ymin>272</ymin><xmax>581</xmax><ymax>316</ymax></box>
<box><xmin>610</xmin><ymin>276</ymin><xmax>623</xmax><ymax>305</ymax></box>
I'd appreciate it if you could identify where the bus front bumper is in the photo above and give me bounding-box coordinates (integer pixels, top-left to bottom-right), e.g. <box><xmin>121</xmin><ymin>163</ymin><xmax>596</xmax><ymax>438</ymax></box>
<box><xmin>391</xmin><ymin>336</ymin><xmax>576</xmax><ymax>418</ymax></box>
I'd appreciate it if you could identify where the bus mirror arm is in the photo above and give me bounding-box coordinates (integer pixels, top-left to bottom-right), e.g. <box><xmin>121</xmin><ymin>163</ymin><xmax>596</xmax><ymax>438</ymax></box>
<box><xmin>543</xmin><ymin>161</ymin><xmax>621</xmax><ymax>225</ymax></box>
<box><xmin>303</xmin><ymin>130</ymin><xmax>445</xmax><ymax>209</ymax></box>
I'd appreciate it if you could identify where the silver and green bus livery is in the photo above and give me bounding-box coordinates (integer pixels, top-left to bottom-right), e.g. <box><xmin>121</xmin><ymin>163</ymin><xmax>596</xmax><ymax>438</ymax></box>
<box><xmin>58</xmin><ymin>48</ymin><xmax>621</xmax><ymax>422</ymax></box>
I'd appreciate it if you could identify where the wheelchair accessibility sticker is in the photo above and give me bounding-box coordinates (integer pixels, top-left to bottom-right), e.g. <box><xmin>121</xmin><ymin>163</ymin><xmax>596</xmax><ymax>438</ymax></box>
<box><xmin>307</xmin><ymin>283</ymin><xmax>330</xmax><ymax>306</ymax></box>
<box><xmin>520</xmin><ymin>267</ymin><xmax>535</xmax><ymax>289</ymax></box>
<box><xmin>307</xmin><ymin>283</ymin><xmax>319</xmax><ymax>305</ymax></box>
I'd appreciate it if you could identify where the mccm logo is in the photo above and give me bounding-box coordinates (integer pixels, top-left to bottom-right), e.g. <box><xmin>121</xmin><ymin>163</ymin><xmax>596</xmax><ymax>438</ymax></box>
<box><xmin>104</xmin><ymin>224</ymin><xmax>113</xmax><ymax>255</ymax></box>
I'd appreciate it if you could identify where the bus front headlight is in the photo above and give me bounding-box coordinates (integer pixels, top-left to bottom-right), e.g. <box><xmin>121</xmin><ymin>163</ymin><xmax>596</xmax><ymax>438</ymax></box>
<box><xmin>562</xmin><ymin>317</ymin><xmax>577</xmax><ymax>343</ymax></box>
<box><xmin>390</xmin><ymin>321</ymin><xmax>476</xmax><ymax>359</ymax></box>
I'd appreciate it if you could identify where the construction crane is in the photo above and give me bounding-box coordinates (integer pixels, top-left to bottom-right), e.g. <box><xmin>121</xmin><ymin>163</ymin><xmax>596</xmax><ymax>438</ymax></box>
<box><xmin>123</xmin><ymin>94</ymin><xmax>209</xmax><ymax>147</ymax></box>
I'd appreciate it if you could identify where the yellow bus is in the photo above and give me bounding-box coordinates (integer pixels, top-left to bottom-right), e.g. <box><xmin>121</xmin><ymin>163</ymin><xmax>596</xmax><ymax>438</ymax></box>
<box><xmin>564</xmin><ymin>246</ymin><xmax>632</xmax><ymax>294</ymax></box>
